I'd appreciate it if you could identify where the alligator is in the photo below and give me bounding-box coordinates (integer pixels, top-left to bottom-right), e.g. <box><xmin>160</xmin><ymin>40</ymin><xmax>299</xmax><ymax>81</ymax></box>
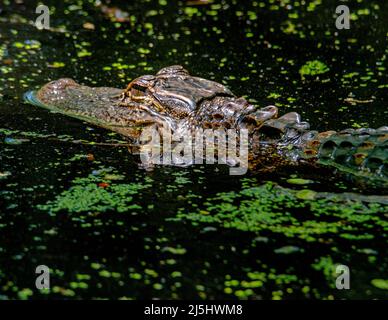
<box><xmin>25</xmin><ymin>65</ymin><xmax>387</xmax><ymax>186</ymax></box>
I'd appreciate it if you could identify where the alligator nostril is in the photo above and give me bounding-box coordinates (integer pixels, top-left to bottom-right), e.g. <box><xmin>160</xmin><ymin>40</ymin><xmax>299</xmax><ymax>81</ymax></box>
<box><xmin>39</xmin><ymin>79</ymin><xmax>78</xmax><ymax>98</ymax></box>
<box><xmin>36</xmin><ymin>78</ymin><xmax>79</xmax><ymax>103</ymax></box>
<box><xmin>48</xmin><ymin>78</ymin><xmax>77</xmax><ymax>91</ymax></box>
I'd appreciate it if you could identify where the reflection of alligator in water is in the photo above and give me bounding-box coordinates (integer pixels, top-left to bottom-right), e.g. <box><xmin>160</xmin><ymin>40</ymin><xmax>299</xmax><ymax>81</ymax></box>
<box><xmin>25</xmin><ymin>65</ymin><xmax>387</xmax><ymax>185</ymax></box>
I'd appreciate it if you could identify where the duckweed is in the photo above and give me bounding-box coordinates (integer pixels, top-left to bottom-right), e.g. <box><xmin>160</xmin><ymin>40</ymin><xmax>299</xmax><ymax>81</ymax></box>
<box><xmin>37</xmin><ymin>170</ymin><xmax>149</xmax><ymax>214</ymax></box>
<box><xmin>171</xmin><ymin>182</ymin><xmax>387</xmax><ymax>243</ymax></box>
<box><xmin>299</xmin><ymin>60</ymin><xmax>330</xmax><ymax>78</ymax></box>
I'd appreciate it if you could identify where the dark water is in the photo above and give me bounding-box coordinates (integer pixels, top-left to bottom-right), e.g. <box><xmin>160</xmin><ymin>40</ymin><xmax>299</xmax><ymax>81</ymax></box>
<box><xmin>0</xmin><ymin>0</ymin><xmax>387</xmax><ymax>299</ymax></box>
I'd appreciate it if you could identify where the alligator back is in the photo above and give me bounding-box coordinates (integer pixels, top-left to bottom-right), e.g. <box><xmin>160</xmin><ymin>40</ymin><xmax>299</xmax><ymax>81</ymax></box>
<box><xmin>303</xmin><ymin>128</ymin><xmax>388</xmax><ymax>185</ymax></box>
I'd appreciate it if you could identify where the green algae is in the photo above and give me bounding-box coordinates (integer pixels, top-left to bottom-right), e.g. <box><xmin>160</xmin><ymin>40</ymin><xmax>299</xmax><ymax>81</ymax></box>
<box><xmin>295</xmin><ymin>189</ymin><xmax>317</xmax><ymax>200</ymax></box>
<box><xmin>48</xmin><ymin>61</ymin><xmax>66</xmax><ymax>68</ymax></box>
<box><xmin>0</xmin><ymin>171</ymin><xmax>11</xmax><ymax>180</ymax></box>
<box><xmin>299</xmin><ymin>60</ymin><xmax>330</xmax><ymax>78</ymax></box>
<box><xmin>286</xmin><ymin>178</ymin><xmax>314</xmax><ymax>185</ymax></box>
<box><xmin>170</xmin><ymin>182</ymin><xmax>388</xmax><ymax>242</ymax></box>
<box><xmin>224</xmin><ymin>269</ymin><xmax>300</xmax><ymax>300</ymax></box>
<box><xmin>274</xmin><ymin>245</ymin><xmax>303</xmax><ymax>254</ymax></box>
<box><xmin>371</xmin><ymin>279</ymin><xmax>388</xmax><ymax>290</ymax></box>
<box><xmin>312</xmin><ymin>256</ymin><xmax>338</xmax><ymax>289</ymax></box>
<box><xmin>37</xmin><ymin>169</ymin><xmax>150</xmax><ymax>214</ymax></box>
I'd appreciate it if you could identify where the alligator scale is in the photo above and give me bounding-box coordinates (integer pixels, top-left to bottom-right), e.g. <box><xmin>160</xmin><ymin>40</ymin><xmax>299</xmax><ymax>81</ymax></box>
<box><xmin>25</xmin><ymin>65</ymin><xmax>387</xmax><ymax>185</ymax></box>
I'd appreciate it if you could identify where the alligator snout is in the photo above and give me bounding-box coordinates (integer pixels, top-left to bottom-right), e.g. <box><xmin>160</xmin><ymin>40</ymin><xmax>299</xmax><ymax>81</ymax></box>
<box><xmin>36</xmin><ymin>78</ymin><xmax>78</xmax><ymax>104</ymax></box>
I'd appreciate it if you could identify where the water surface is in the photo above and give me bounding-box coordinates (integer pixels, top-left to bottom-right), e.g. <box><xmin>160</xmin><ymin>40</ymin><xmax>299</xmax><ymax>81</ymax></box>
<box><xmin>0</xmin><ymin>0</ymin><xmax>387</xmax><ymax>299</ymax></box>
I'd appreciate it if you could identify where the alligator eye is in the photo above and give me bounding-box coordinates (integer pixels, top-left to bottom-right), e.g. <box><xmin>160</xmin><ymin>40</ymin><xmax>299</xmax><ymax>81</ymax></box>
<box><xmin>131</xmin><ymin>84</ymin><xmax>147</xmax><ymax>97</ymax></box>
